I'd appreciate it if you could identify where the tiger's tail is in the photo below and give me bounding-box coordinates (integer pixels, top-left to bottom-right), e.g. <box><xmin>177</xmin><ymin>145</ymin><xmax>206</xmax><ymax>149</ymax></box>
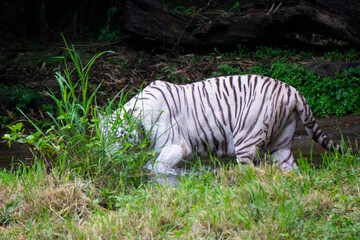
<box><xmin>295</xmin><ymin>92</ymin><xmax>342</xmax><ymax>153</ymax></box>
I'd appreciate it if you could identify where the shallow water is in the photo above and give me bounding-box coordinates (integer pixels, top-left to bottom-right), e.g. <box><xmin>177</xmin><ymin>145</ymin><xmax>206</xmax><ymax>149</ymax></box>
<box><xmin>0</xmin><ymin>134</ymin><xmax>325</xmax><ymax>168</ymax></box>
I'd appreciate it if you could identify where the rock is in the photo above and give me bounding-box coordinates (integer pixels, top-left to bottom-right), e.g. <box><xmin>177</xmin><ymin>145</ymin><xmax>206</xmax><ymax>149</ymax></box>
<box><xmin>307</xmin><ymin>61</ymin><xmax>359</xmax><ymax>78</ymax></box>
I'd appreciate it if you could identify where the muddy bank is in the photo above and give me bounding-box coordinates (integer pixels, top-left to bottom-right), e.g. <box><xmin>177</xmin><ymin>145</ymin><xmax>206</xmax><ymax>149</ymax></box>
<box><xmin>293</xmin><ymin>114</ymin><xmax>360</xmax><ymax>160</ymax></box>
<box><xmin>1</xmin><ymin>114</ymin><xmax>359</xmax><ymax>169</ymax></box>
<box><xmin>0</xmin><ymin>141</ymin><xmax>33</xmax><ymax>168</ymax></box>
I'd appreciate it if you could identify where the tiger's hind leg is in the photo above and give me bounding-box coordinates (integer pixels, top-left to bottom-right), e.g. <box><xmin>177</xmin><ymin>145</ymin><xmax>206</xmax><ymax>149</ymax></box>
<box><xmin>267</xmin><ymin>117</ymin><xmax>299</xmax><ymax>172</ymax></box>
<box><xmin>234</xmin><ymin>144</ymin><xmax>258</xmax><ymax>169</ymax></box>
<box><xmin>268</xmin><ymin>147</ymin><xmax>299</xmax><ymax>171</ymax></box>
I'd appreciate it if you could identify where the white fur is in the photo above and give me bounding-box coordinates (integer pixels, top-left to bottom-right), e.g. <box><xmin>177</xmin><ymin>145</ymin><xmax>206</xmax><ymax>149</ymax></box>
<box><xmin>101</xmin><ymin>75</ymin><xmax>339</xmax><ymax>173</ymax></box>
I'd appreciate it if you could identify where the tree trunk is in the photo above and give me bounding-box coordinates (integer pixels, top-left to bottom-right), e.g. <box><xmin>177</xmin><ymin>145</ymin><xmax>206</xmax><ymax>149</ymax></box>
<box><xmin>122</xmin><ymin>0</ymin><xmax>360</xmax><ymax>48</ymax></box>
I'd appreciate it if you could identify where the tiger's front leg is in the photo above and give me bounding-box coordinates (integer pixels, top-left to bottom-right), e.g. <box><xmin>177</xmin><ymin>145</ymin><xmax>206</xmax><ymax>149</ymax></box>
<box><xmin>148</xmin><ymin>144</ymin><xmax>185</xmax><ymax>174</ymax></box>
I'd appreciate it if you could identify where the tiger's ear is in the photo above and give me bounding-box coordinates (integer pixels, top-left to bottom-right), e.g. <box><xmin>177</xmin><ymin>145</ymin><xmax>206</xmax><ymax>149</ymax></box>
<box><xmin>127</xmin><ymin>107</ymin><xmax>139</xmax><ymax>117</ymax></box>
<box><xmin>127</xmin><ymin>108</ymin><xmax>133</xmax><ymax>117</ymax></box>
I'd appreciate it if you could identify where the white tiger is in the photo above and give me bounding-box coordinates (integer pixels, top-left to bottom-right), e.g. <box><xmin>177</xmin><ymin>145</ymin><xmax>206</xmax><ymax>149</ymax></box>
<box><xmin>101</xmin><ymin>74</ymin><xmax>341</xmax><ymax>173</ymax></box>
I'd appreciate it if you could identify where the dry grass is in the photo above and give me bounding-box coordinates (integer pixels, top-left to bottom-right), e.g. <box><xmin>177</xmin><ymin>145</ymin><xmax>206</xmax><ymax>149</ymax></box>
<box><xmin>0</xmin><ymin>167</ymin><xmax>98</xmax><ymax>239</ymax></box>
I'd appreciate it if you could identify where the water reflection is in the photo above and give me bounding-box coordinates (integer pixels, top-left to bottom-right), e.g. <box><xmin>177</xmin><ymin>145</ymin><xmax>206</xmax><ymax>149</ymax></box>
<box><xmin>147</xmin><ymin>151</ymin><xmax>321</xmax><ymax>187</ymax></box>
<box><xmin>150</xmin><ymin>173</ymin><xmax>182</xmax><ymax>186</ymax></box>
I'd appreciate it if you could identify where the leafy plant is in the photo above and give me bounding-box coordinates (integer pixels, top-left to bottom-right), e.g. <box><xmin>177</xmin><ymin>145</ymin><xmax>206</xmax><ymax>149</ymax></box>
<box><xmin>236</xmin><ymin>44</ymin><xmax>249</xmax><ymax>57</ymax></box>
<box><xmin>160</xmin><ymin>65</ymin><xmax>187</xmax><ymax>82</ymax></box>
<box><xmin>174</xmin><ymin>5</ymin><xmax>198</xmax><ymax>16</ymax></box>
<box><xmin>212</xmin><ymin>64</ymin><xmax>239</xmax><ymax>76</ymax></box>
<box><xmin>214</xmin><ymin>44</ymin><xmax>250</xmax><ymax>58</ymax></box>
<box><xmin>190</xmin><ymin>54</ymin><xmax>202</xmax><ymax>65</ymax></box>
<box><xmin>255</xmin><ymin>46</ymin><xmax>296</xmax><ymax>60</ymax></box>
<box><xmin>2</xmin><ymin>35</ymin><xmax>154</xmax><ymax>202</ymax></box>
<box><xmin>97</xmin><ymin>6</ymin><xmax>121</xmax><ymax>42</ymax></box>
<box><xmin>1</xmin><ymin>85</ymin><xmax>41</xmax><ymax>110</ymax></box>
<box><xmin>230</xmin><ymin>1</ymin><xmax>241</xmax><ymax>12</ymax></box>
<box><xmin>245</xmin><ymin>61</ymin><xmax>360</xmax><ymax>116</ymax></box>
<box><xmin>324</xmin><ymin>49</ymin><xmax>359</xmax><ymax>61</ymax></box>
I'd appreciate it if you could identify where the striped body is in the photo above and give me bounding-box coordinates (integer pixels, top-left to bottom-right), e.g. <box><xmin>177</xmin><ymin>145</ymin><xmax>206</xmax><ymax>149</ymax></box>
<box><xmin>107</xmin><ymin>75</ymin><xmax>340</xmax><ymax>173</ymax></box>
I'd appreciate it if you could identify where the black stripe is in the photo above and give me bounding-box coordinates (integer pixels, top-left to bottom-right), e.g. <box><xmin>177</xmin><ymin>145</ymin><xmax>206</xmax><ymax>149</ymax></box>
<box><xmin>164</xmin><ymin>82</ymin><xmax>179</xmax><ymax>114</ymax></box>
<box><xmin>216</xmin><ymin>77</ymin><xmax>221</xmax><ymax>99</ymax></box>
<box><xmin>260</xmin><ymin>77</ymin><xmax>271</xmax><ymax>93</ymax></box>
<box><xmin>223</xmin><ymin>78</ymin><xmax>229</xmax><ymax>96</ymax></box>
<box><xmin>181</xmin><ymin>85</ymin><xmax>189</xmax><ymax>116</ymax></box>
<box><xmin>215</xmin><ymin>93</ymin><xmax>226</xmax><ymax>125</ymax></box>
<box><xmin>286</xmin><ymin>85</ymin><xmax>291</xmax><ymax>105</ymax></box>
<box><xmin>150</xmin><ymin>86</ymin><xmax>174</xmax><ymax>124</ymax></box>
<box><xmin>280</xmin><ymin>151</ymin><xmax>292</xmax><ymax>164</ymax></box>
<box><xmin>223</xmin><ymin>90</ymin><xmax>233</xmax><ymax>131</ymax></box>
<box><xmin>145</xmin><ymin>92</ymin><xmax>157</xmax><ymax>100</ymax></box>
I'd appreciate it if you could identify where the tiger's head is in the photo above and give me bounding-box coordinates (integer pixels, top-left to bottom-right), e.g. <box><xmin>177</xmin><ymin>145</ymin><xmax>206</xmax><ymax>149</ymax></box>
<box><xmin>98</xmin><ymin>108</ymin><xmax>139</xmax><ymax>148</ymax></box>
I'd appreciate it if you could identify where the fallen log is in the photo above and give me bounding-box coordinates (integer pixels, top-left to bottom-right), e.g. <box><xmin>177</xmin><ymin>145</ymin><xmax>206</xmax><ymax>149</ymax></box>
<box><xmin>122</xmin><ymin>0</ymin><xmax>360</xmax><ymax>48</ymax></box>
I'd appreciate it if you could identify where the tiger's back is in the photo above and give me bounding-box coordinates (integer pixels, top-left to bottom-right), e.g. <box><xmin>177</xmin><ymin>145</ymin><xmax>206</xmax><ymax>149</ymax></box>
<box><xmin>121</xmin><ymin>75</ymin><xmax>340</xmax><ymax>173</ymax></box>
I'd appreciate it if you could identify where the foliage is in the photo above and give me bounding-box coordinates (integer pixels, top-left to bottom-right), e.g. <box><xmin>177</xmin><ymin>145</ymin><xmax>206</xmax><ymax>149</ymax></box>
<box><xmin>212</xmin><ymin>64</ymin><xmax>239</xmax><ymax>76</ymax></box>
<box><xmin>158</xmin><ymin>64</ymin><xmax>188</xmax><ymax>82</ymax></box>
<box><xmin>2</xmin><ymin>36</ymin><xmax>154</xmax><ymax>206</ymax></box>
<box><xmin>0</xmin><ymin>85</ymin><xmax>41</xmax><ymax>110</ymax></box>
<box><xmin>214</xmin><ymin>44</ymin><xmax>250</xmax><ymax>58</ymax></box>
<box><xmin>246</xmin><ymin>61</ymin><xmax>360</xmax><ymax>116</ymax></box>
<box><xmin>97</xmin><ymin>28</ymin><xmax>120</xmax><ymax>42</ymax></box>
<box><xmin>254</xmin><ymin>46</ymin><xmax>318</xmax><ymax>60</ymax></box>
<box><xmin>96</xmin><ymin>6</ymin><xmax>121</xmax><ymax>42</ymax></box>
<box><xmin>0</xmin><ymin>85</ymin><xmax>52</xmax><ymax>125</ymax></box>
<box><xmin>323</xmin><ymin>48</ymin><xmax>359</xmax><ymax>61</ymax></box>
<box><xmin>174</xmin><ymin>5</ymin><xmax>199</xmax><ymax>16</ymax></box>
<box><xmin>230</xmin><ymin>1</ymin><xmax>241</xmax><ymax>12</ymax></box>
<box><xmin>190</xmin><ymin>54</ymin><xmax>202</xmax><ymax>65</ymax></box>
<box><xmin>169</xmin><ymin>0</ymin><xmax>244</xmax><ymax>16</ymax></box>
<box><xmin>255</xmin><ymin>46</ymin><xmax>297</xmax><ymax>60</ymax></box>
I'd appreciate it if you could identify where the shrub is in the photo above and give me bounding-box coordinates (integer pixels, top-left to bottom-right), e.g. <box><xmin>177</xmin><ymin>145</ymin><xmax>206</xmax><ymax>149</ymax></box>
<box><xmin>246</xmin><ymin>61</ymin><xmax>360</xmax><ymax>116</ymax></box>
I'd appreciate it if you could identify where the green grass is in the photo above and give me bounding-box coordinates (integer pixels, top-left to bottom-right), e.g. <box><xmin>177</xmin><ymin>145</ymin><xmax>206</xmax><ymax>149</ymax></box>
<box><xmin>0</xmin><ymin>150</ymin><xmax>359</xmax><ymax>239</ymax></box>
